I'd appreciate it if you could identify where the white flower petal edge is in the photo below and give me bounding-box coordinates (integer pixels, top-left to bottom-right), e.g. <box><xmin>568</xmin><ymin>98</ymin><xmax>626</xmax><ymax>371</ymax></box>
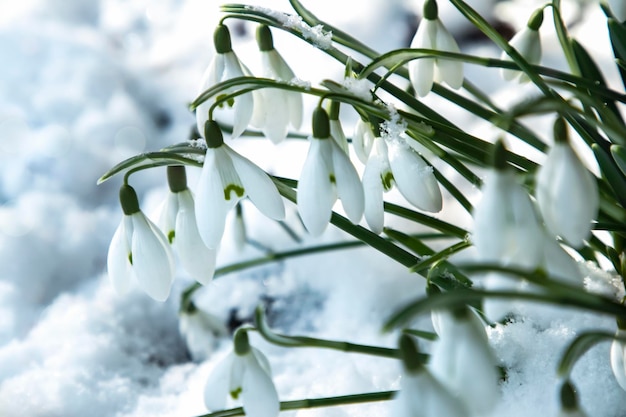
<box><xmin>362</xmin><ymin>146</ymin><xmax>387</xmax><ymax>234</ymax></box>
<box><xmin>297</xmin><ymin>138</ymin><xmax>336</xmax><ymax>236</ymax></box>
<box><xmin>352</xmin><ymin>119</ymin><xmax>375</xmax><ymax>164</ymax></box>
<box><xmin>501</xmin><ymin>27</ymin><xmax>541</xmax><ymax>82</ymax></box>
<box><xmin>204</xmin><ymin>352</ymin><xmax>234</xmax><ymax>411</ymax></box>
<box><xmin>241</xmin><ymin>353</ymin><xmax>280</xmax><ymax>417</ymax></box>
<box><xmin>330</xmin><ymin>138</ymin><xmax>364</xmax><ymax>224</ymax></box>
<box><xmin>611</xmin><ymin>331</ymin><xmax>626</xmax><ymax>391</ymax></box>
<box><xmin>409</xmin><ymin>19</ymin><xmax>436</xmax><ymax>97</ymax></box>
<box><xmin>433</xmin><ymin>19</ymin><xmax>463</xmax><ymax>89</ymax></box>
<box><xmin>130</xmin><ymin>213</ymin><xmax>175</xmax><ymax>302</ymax></box>
<box><xmin>107</xmin><ymin>217</ymin><xmax>133</xmax><ymax>296</ymax></box>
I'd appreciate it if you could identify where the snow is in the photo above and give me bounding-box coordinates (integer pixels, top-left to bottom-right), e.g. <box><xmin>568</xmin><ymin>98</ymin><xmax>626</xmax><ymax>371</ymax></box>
<box><xmin>1</xmin><ymin>1</ymin><xmax>625</xmax><ymax>417</ymax></box>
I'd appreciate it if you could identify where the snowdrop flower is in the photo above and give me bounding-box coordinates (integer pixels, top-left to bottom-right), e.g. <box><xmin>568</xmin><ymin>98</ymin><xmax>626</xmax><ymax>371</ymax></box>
<box><xmin>196</xmin><ymin>25</ymin><xmax>253</xmax><ymax>139</ymax></box>
<box><xmin>392</xmin><ymin>334</ymin><xmax>468</xmax><ymax>417</ymax></box>
<box><xmin>352</xmin><ymin>118</ymin><xmax>376</xmax><ymax>163</ymax></box>
<box><xmin>429</xmin><ymin>307</ymin><xmax>500</xmax><ymax>415</ymax></box>
<box><xmin>179</xmin><ymin>301</ymin><xmax>227</xmax><ymax>362</ymax></box>
<box><xmin>196</xmin><ymin>121</ymin><xmax>285</xmax><ymax>248</ymax></box>
<box><xmin>204</xmin><ymin>328</ymin><xmax>279</xmax><ymax>417</ymax></box>
<box><xmin>159</xmin><ymin>166</ymin><xmax>217</xmax><ymax>285</ymax></box>
<box><xmin>608</xmin><ymin>0</ymin><xmax>626</xmax><ymax>22</ymax></box>
<box><xmin>408</xmin><ymin>0</ymin><xmax>463</xmax><ymax>97</ymax></box>
<box><xmin>107</xmin><ymin>184</ymin><xmax>175</xmax><ymax>301</ymax></box>
<box><xmin>328</xmin><ymin>101</ymin><xmax>349</xmax><ymax>154</ymax></box>
<box><xmin>363</xmin><ymin>136</ymin><xmax>442</xmax><ymax>234</ymax></box>
<box><xmin>501</xmin><ymin>8</ymin><xmax>543</xmax><ymax>82</ymax></box>
<box><xmin>535</xmin><ymin>118</ymin><xmax>598</xmax><ymax>248</ymax></box>
<box><xmin>610</xmin><ymin>327</ymin><xmax>626</xmax><ymax>391</ymax></box>
<box><xmin>250</xmin><ymin>25</ymin><xmax>302</xmax><ymax>144</ymax></box>
<box><xmin>558</xmin><ymin>381</ymin><xmax>589</xmax><ymax>417</ymax></box>
<box><xmin>297</xmin><ymin>107</ymin><xmax>364</xmax><ymax>236</ymax></box>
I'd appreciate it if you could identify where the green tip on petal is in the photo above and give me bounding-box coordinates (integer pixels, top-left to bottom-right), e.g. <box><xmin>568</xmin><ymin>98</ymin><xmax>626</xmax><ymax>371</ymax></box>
<box><xmin>205</xmin><ymin>120</ymin><xmax>225</xmax><ymax>148</ymax></box>
<box><xmin>560</xmin><ymin>380</ymin><xmax>579</xmax><ymax>411</ymax></box>
<box><xmin>167</xmin><ymin>165</ymin><xmax>188</xmax><ymax>193</ymax></box>
<box><xmin>312</xmin><ymin>107</ymin><xmax>331</xmax><ymax>139</ymax></box>
<box><xmin>553</xmin><ymin>117</ymin><xmax>569</xmax><ymax>144</ymax></box>
<box><xmin>119</xmin><ymin>184</ymin><xmax>141</xmax><ymax>215</ymax></box>
<box><xmin>527</xmin><ymin>7</ymin><xmax>544</xmax><ymax>31</ymax></box>
<box><xmin>256</xmin><ymin>24</ymin><xmax>274</xmax><ymax>51</ymax></box>
<box><xmin>214</xmin><ymin>25</ymin><xmax>233</xmax><ymax>54</ymax></box>
<box><xmin>491</xmin><ymin>139</ymin><xmax>508</xmax><ymax>171</ymax></box>
<box><xmin>423</xmin><ymin>0</ymin><xmax>438</xmax><ymax>20</ymax></box>
<box><xmin>399</xmin><ymin>334</ymin><xmax>423</xmax><ymax>374</ymax></box>
<box><xmin>234</xmin><ymin>327</ymin><xmax>251</xmax><ymax>356</ymax></box>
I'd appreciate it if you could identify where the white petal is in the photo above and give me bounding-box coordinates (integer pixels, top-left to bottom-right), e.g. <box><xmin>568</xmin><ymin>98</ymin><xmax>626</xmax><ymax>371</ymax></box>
<box><xmin>130</xmin><ymin>213</ymin><xmax>175</xmax><ymax>301</ymax></box>
<box><xmin>256</xmin><ymin>88</ymin><xmax>290</xmax><ymax>144</ymax></box>
<box><xmin>330</xmin><ymin>119</ymin><xmax>349</xmax><ymax>154</ymax></box>
<box><xmin>403</xmin><ymin>370</ymin><xmax>468</xmax><ymax>417</ymax></box>
<box><xmin>542</xmin><ymin>234</ymin><xmax>583</xmax><ymax>285</ymax></box>
<box><xmin>241</xmin><ymin>353</ymin><xmax>280</xmax><ymax>417</ymax></box>
<box><xmin>330</xmin><ymin>139</ymin><xmax>364</xmax><ymax>224</ymax></box>
<box><xmin>352</xmin><ymin>119</ymin><xmax>375</xmax><ymax>164</ymax></box>
<box><xmin>222</xmin><ymin>52</ymin><xmax>253</xmax><ymax>139</ymax></box>
<box><xmin>204</xmin><ymin>352</ymin><xmax>234</xmax><ymax>411</ymax></box>
<box><xmin>363</xmin><ymin>152</ymin><xmax>386</xmax><ymax>234</ymax></box>
<box><xmin>176</xmin><ymin>190</ymin><xmax>217</xmax><ymax>285</ymax></box>
<box><xmin>196</xmin><ymin>148</ymin><xmax>236</xmax><ymax>248</ymax></box>
<box><xmin>433</xmin><ymin>20</ymin><xmax>463</xmax><ymax>89</ymax></box>
<box><xmin>158</xmin><ymin>192</ymin><xmax>179</xmax><ymax>244</ymax></box>
<box><xmin>409</xmin><ymin>19</ymin><xmax>436</xmax><ymax>97</ymax></box>
<box><xmin>265</xmin><ymin>50</ymin><xmax>302</xmax><ymax>130</ymax></box>
<box><xmin>611</xmin><ymin>334</ymin><xmax>626</xmax><ymax>391</ymax></box>
<box><xmin>226</xmin><ymin>145</ymin><xmax>285</xmax><ymax>220</ymax></box>
<box><xmin>501</xmin><ymin>28</ymin><xmax>541</xmax><ymax>82</ymax></box>
<box><xmin>298</xmin><ymin>138</ymin><xmax>336</xmax><ymax>235</ymax></box>
<box><xmin>387</xmin><ymin>140</ymin><xmax>442</xmax><ymax>212</ymax></box>
<box><xmin>107</xmin><ymin>217</ymin><xmax>133</xmax><ymax>295</ymax></box>
<box><xmin>196</xmin><ymin>54</ymin><xmax>225</xmax><ymax>136</ymax></box>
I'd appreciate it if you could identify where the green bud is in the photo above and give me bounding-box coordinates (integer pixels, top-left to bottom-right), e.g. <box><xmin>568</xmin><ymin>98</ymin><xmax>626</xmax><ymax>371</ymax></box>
<box><xmin>527</xmin><ymin>7</ymin><xmax>544</xmax><ymax>31</ymax></box>
<box><xmin>560</xmin><ymin>380</ymin><xmax>579</xmax><ymax>412</ymax></box>
<box><xmin>233</xmin><ymin>327</ymin><xmax>251</xmax><ymax>356</ymax></box>
<box><xmin>119</xmin><ymin>184</ymin><xmax>141</xmax><ymax>215</ymax></box>
<box><xmin>423</xmin><ymin>0</ymin><xmax>438</xmax><ymax>20</ymax></box>
<box><xmin>204</xmin><ymin>120</ymin><xmax>225</xmax><ymax>148</ymax></box>
<box><xmin>553</xmin><ymin>117</ymin><xmax>569</xmax><ymax>144</ymax></box>
<box><xmin>214</xmin><ymin>25</ymin><xmax>233</xmax><ymax>54</ymax></box>
<box><xmin>256</xmin><ymin>25</ymin><xmax>274</xmax><ymax>51</ymax></box>
<box><xmin>491</xmin><ymin>139</ymin><xmax>508</xmax><ymax>171</ymax></box>
<box><xmin>312</xmin><ymin>107</ymin><xmax>331</xmax><ymax>139</ymax></box>
<box><xmin>399</xmin><ymin>334</ymin><xmax>423</xmax><ymax>374</ymax></box>
<box><xmin>167</xmin><ymin>166</ymin><xmax>188</xmax><ymax>193</ymax></box>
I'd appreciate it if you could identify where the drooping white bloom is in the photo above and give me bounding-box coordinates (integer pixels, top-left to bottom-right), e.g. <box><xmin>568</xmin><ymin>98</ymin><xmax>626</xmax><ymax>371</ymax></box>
<box><xmin>204</xmin><ymin>330</ymin><xmax>279</xmax><ymax>417</ymax></box>
<box><xmin>107</xmin><ymin>184</ymin><xmax>175</xmax><ymax>302</ymax></box>
<box><xmin>250</xmin><ymin>25</ymin><xmax>302</xmax><ymax>144</ymax></box>
<box><xmin>196</xmin><ymin>25</ymin><xmax>254</xmax><ymax>140</ymax></box>
<box><xmin>352</xmin><ymin>118</ymin><xmax>376</xmax><ymax>163</ymax></box>
<box><xmin>159</xmin><ymin>167</ymin><xmax>217</xmax><ymax>285</ymax></box>
<box><xmin>329</xmin><ymin>118</ymin><xmax>349</xmax><ymax>154</ymax></box>
<box><xmin>179</xmin><ymin>303</ymin><xmax>227</xmax><ymax>362</ymax></box>
<box><xmin>501</xmin><ymin>8</ymin><xmax>543</xmax><ymax>82</ymax></box>
<box><xmin>362</xmin><ymin>136</ymin><xmax>442</xmax><ymax>234</ymax></box>
<box><xmin>610</xmin><ymin>329</ymin><xmax>626</xmax><ymax>391</ymax></box>
<box><xmin>609</xmin><ymin>0</ymin><xmax>626</xmax><ymax>22</ymax></box>
<box><xmin>535</xmin><ymin>128</ymin><xmax>598</xmax><ymax>248</ymax></box>
<box><xmin>393</xmin><ymin>334</ymin><xmax>468</xmax><ymax>417</ymax></box>
<box><xmin>408</xmin><ymin>0</ymin><xmax>463</xmax><ymax>97</ymax></box>
<box><xmin>196</xmin><ymin>121</ymin><xmax>285</xmax><ymax>248</ymax></box>
<box><xmin>429</xmin><ymin>308</ymin><xmax>500</xmax><ymax>415</ymax></box>
<box><xmin>297</xmin><ymin>108</ymin><xmax>364</xmax><ymax>236</ymax></box>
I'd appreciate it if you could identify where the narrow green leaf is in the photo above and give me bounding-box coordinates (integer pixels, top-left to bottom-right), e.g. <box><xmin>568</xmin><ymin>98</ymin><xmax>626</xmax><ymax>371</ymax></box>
<box><xmin>557</xmin><ymin>331</ymin><xmax>620</xmax><ymax>377</ymax></box>
<box><xmin>608</xmin><ymin>18</ymin><xmax>626</xmax><ymax>89</ymax></box>
<box><xmin>611</xmin><ymin>144</ymin><xmax>626</xmax><ymax>177</ymax></box>
<box><xmin>593</xmin><ymin>144</ymin><xmax>626</xmax><ymax>207</ymax></box>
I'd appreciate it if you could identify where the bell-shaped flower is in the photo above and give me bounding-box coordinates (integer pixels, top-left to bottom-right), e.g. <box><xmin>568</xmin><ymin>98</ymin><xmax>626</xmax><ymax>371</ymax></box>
<box><xmin>392</xmin><ymin>334</ymin><xmax>468</xmax><ymax>417</ymax></box>
<box><xmin>535</xmin><ymin>119</ymin><xmax>598</xmax><ymax>248</ymax></box>
<box><xmin>159</xmin><ymin>166</ymin><xmax>217</xmax><ymax>285</ymax></box>
<box><xmin>196</xmin><ymin>121</ymin><xmax>285</xmax><ymax>248</ymax></box>
<box><xmin>196</xmin><ymin>25</ymin><xmax>254</xmax><ymax>140</ymax></box>
<box><xmin>501</xmin><ymin>8</ymin><xmax>543</xmax><ymax>82</ymax></box>
<box><xmin>328</xmin><ymin>101</ymin><xmax>349</xmax><ymax>154</ymax></box>
<box><xmin>610</xmin><ymin>327</ymin><xmax>626</xmax><ymax>391</ymax></box>
<box><xmin>107</xmin><ymin>184</ymin><xmax>175</xmax><ymax>302</ymax></box>
<box><xmin>179</xmin><ymin>301</ymin><xmax>227</xmax><ymax>362</ymax></box>
<box><xmin>250</xmin><ymin>25</ymin><xmax>302</xmax><ymax>144</ymax></box>
<box><xmin>297</xmin><ymin>108</ymin><xmax>364</xmax><ymax>236</ymax></box>
<box><xmin>363</xmin><ymin>136</ymin><xmax>442</xmax><ymax>234</ymax></box>
<box><xmin>352</xmin><ymin>118</ymin><xmax>376</xmax><ymax>163</ymax></box>
<box><xmin>204</xmin><ymin>329</ymin><xmax>279</xmax><ymax>417</ymax></box>
<box><xmin>408</xmin><ymin>0</ymin><xmax>463</xmax><ymax>97</ymax></box>
<box><xmin>608</xmin><ymin>0</ymin><xmax>626</xmax><ymax>22</ymax></box>
<box><xmin>429</xmin><ymin>307</ymin><xmax>500</xmax><ymax>415</ymax></box>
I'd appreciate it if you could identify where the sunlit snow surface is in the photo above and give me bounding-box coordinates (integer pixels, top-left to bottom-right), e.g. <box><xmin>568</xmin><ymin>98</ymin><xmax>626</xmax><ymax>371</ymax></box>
<box><xmin>1</xmin><ymin>0</ymin><xmax>625</xmax><ymax>416</ymax></box>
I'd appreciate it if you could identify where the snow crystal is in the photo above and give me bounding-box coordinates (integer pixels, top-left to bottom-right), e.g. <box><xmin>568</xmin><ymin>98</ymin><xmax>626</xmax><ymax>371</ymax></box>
<box><xmin>342</xmin><ymin>77</ymin><xmax>372</xmax><ymax>101</ymax></box>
